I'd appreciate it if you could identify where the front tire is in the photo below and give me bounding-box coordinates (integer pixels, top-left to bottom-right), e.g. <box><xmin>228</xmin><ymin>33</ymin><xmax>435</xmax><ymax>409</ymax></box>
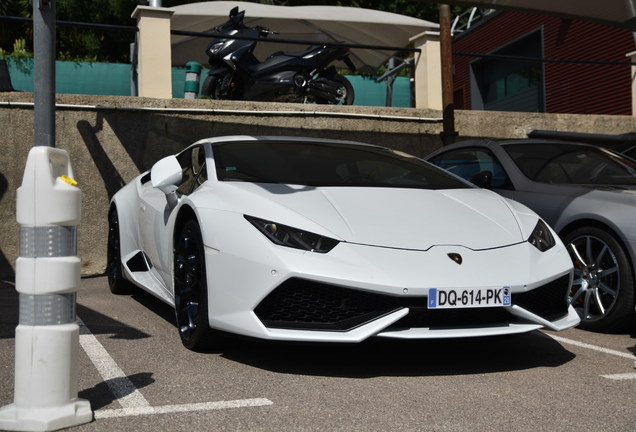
<box><xmin>201</xmin><ymin>72</ymin><xmax>235</xmax><ymax>100</ymax></box>
<box><xmin>565</xmin><ymin>226</ymin><xmax>635</xmax><ymax>332</ymax></box>
<box><xmin>201</xmin><ymin>75</ymin><xmax>220</xmax><ymax>99</ymax></box>
<box><xmin>174</xmin><ymin>219</ymin><xmax>212</xmax><ymax>351</ymax></box>
<box><xmin>106</xmin><ymin>207</ymin><xmax>134</xmax><ymax>295</ymax></box>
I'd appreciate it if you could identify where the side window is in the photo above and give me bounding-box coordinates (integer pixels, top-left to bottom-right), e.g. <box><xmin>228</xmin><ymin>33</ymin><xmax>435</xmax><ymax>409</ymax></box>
<box><xmin>176</xmin><ymin>145</ymin><xmax>208</xmax><ymax>196</ymax></box>
<box><xmin>430</xmin><ymin>148</ymin><xmax>513</xmax><ymax>189</ymax></box>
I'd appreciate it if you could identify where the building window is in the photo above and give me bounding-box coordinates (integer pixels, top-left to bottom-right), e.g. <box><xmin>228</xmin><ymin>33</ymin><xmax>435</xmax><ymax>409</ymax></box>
<box><xmin>470</xmin><ymin>30</ymin><xmax>544</xmax><ymax>112</ymax></box>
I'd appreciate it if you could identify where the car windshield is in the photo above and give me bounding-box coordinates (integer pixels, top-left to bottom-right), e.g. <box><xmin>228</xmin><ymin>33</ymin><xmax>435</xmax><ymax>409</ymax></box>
<box><xmin>503</xmin><ymin>143</ymin><xmax>636</xmax><ymax>185</ymax></box>
<box><xmin>213</xmin><ymin>140</ymin><xmax>469</xmax><ymax>189</ymax></box>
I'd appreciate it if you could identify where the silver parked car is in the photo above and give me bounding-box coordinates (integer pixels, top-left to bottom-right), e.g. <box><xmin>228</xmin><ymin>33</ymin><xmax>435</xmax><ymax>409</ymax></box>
<box><xmin>427</xmin><ymin>139</ymin><xmax>636</xmax><ymax>332</ymax></box>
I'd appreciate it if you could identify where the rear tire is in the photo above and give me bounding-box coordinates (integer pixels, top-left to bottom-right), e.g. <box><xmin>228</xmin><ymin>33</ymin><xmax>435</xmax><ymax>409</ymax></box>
<box><xmin>106</xmin><ymin>207</ymin><xmax>134</xmax><ymax>295</ymax></box>
<box><xmin>565</xmin><ymin>226</ymin><xmax>635</xmax><ymax>332</ymax></box>
<box><xmin>315</xmin><ymin>74</ymin><xmax>355</xmax><ymax>105</ymax></box>
<box><xmin>174</xmin><ymin>219</ymin><xmax>213</xmax><ymax>351</ymax></box>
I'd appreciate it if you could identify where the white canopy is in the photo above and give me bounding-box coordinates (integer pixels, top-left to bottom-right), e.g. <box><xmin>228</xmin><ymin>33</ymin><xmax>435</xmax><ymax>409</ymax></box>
<box><xmin>169</xmin><ymin>1</ymin><xmax>438</xmax><ymax>71</ymax></box>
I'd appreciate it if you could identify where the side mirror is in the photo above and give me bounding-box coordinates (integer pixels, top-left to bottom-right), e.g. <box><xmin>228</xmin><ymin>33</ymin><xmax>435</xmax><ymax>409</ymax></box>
<box><xmin>469</xmin><ymin>170</ymin><xmax>493</xmax><ymax>188</ymax></box>
<box><xmin>151</xmin><ymin>155</ymin><xmax>182</xmax><ymax>208</ymax></box>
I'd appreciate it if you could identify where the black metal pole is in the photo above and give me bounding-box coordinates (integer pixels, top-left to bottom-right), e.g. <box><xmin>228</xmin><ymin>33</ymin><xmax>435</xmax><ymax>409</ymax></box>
<box><xmin>33</xmin><ymin>0</ymin><xmax>56</xmax><ymax>148</ymax></box>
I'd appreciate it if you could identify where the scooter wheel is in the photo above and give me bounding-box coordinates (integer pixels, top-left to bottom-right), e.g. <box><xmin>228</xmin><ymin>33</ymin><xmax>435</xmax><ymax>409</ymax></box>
<box><xmin>201</xmin><ymin>75</ymin><xmax>222</xmax><ymax>99</ymax></box>
<box><xmin>315</xmin><ymin>75</ymin><xmax>355</xmax><ymax>105</ymax></box>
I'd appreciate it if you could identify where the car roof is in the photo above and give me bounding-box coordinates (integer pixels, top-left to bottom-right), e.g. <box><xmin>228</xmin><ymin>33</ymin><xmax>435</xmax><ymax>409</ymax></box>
<box><xmin>193</xmin><ymin>135</ymin><xmax>380</xmax><ymax>149</ymax></box>
<box><xmin>432</xmin><ymin>138</ymin><xmax>618</xmax><ymax>153</ymax></box>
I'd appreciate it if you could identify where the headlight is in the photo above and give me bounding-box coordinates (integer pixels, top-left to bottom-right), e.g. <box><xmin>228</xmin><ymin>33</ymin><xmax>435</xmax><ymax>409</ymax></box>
<box><xmin>245</xmin><ymin>216</ymin><xmax>339</xmax><ymax>253</ymax></box>
<box><xmin>206</xmin><ymin>42</ymin><xmax>224</xmax><ymax>56</ymax></box>
<box><xmin>528</xmin><ymin>219</ymin><xmax>555</xmax><ymax>252</ymax></box>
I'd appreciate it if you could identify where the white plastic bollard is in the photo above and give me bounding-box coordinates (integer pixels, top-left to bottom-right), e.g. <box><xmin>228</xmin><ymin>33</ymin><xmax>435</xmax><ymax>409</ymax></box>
<box><xmin>0</xmin><ymin>147</ymin><xmax>92</xmax><ymax>431</ymax></box>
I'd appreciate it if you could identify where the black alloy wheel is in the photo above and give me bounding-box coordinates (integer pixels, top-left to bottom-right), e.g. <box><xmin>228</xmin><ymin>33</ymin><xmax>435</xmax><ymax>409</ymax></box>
<box><xmin>566</xmin><ymin>226</ymin><xmax>635</xmax><ymax>332</ymax></box>
<box><xmin>106</xmin><ymin>207</ymin><xmax>133</xmax><ymax>295</ymax></box>
<box><xmin>174</xmin><ymin>219</ymin><xmax>212</xmax><ymax>351</ymax></box>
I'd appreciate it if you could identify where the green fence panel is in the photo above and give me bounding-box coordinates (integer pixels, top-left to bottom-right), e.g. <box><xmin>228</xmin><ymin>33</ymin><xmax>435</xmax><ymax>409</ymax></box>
<box><xmin>6</xmin><ymin>59</ymin><xmax>131</xmax><ymax>96</ymax></box>
<box><xmin>5</xmin><ymin>60</ymin><xmax>411</xmax><ymax>107</ymax></box>
<box><xmin>344</xmin><ymin>75</ymin><xmax>412</xmax><ymax>108</ymax></box>
<box><xmin>56</xmin><ymin>61</ymin><xmax>131</xmax><ymax>96</ymax></box>
<box><xmin>5</xmin><ymin>59</ymin><xmax>34</xmax><ymax>92</ymax></box>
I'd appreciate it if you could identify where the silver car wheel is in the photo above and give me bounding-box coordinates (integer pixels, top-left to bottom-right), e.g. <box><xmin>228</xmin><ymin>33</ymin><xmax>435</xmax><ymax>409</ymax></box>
<box><xmin>566</xmin><ymin>227</ymin><xmax>634</xmax><ymax>332</ymax></box>
<box><xmin>568</xmin><ymin>236</ymin><xmax>620</xmax><ymax>320</ymax></box>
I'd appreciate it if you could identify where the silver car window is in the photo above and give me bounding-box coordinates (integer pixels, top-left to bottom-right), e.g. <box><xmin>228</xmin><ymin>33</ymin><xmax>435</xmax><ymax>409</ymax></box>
<box><xmin>429</xmin><ymin>148</ymin><xmax>513</xmax><ymax>189</ymax></box>
<box><xmin>504</xmin><ymin>143</ymin><xmax>636</xmax><ymax>185</ymax></box>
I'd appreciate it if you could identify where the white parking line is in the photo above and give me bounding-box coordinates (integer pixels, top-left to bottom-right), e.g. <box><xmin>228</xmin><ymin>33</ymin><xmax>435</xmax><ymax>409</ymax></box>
<box><xmin>544</xmin><ymin>333</ymin><xmax>636</xmax><ymax>380</ymax></box>
<box><xmin>78</xmin><ymin>318</ymin><xmax>273</xmax><ymax>418</ymax></box>
<box><xmin>600</xmin><ymin>373</ymin><xmax>636</xmax><ymax>381</ymax></box>
<box><xmin>78</xmin><ymin>318</ymin><xmax>151</xmax><ymax>409</ymax></box>
<box><xmin>546</xmin><ymin>334</ymin><xmax>635</xmax><ymax>360</ymax></box>
<box><xmin>94</xmin><ymin>398</ymin><xmax>274</xmax><ymax>419</ymax></box>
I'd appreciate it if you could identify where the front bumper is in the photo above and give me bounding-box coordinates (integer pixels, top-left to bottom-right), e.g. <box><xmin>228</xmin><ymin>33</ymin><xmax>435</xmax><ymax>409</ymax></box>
<box><xmin>253</xmin><ymin>273</ymin><xmax>579</xmax><ymax>340</ymax></box>
<box><xmin>201</xmin><ymin>213</ymin><xmax>578</xmax><ymax>341</ymax></box>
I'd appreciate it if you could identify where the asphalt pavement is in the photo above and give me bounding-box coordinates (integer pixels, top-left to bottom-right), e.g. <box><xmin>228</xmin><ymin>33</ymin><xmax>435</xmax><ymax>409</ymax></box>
<box><xmin>1</xmin><ymin>276</ymin><xmax>635</xmax><ymax>431</ymax></box>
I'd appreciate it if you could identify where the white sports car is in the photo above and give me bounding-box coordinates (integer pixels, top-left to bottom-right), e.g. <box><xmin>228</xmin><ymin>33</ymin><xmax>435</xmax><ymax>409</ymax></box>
<box><xmin>108</xmin><ymin>136</ymin><xmax>580</xmax><ymax>350</ymax></box>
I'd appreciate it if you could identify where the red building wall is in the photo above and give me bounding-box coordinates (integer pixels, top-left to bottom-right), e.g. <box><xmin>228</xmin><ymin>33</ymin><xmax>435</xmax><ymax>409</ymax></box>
<box><xmin>452</xmin><ymin>11</ymin><xmax>634</xmax><ymax>115</ymax></box>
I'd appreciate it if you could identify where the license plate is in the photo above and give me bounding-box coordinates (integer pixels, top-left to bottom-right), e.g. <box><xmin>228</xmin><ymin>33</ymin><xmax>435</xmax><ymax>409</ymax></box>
<box><xmin>427</xmin><ymin>286</ymin><xmax>511</xmax><ymax>309</ymax></box>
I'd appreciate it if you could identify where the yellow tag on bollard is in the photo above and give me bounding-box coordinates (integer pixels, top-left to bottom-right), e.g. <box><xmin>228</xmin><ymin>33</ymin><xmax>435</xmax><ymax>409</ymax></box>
<box><xmin>60</xmin><ymin>175</ymin><xmax>78</xmax><ymax>187</ymax></box>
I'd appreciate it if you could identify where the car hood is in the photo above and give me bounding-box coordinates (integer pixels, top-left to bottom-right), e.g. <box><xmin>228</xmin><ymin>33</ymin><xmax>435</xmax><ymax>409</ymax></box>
<box><xmin>207</xmin><ymin>183</ymin><xmax>527</xmax><ymax>251</ymax></box>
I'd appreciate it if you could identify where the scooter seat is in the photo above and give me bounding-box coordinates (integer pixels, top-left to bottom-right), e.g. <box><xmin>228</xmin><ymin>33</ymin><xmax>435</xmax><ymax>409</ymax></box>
<box><xmin>247</xmin><ymin>47</ymin><xmax>319</xmax><ymax>74</ymax></box>
<box><xmin>267</xmin><ymin>46</ymin><xmax>319</xmax><ymax>59</ymax></box>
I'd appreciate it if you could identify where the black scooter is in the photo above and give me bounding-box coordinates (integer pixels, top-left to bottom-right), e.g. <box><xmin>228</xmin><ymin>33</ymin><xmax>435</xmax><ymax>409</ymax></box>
<box><xmin>201</xmin><ymin>7</ymin><xmax>356</xmax><ymax>105</ymax></box>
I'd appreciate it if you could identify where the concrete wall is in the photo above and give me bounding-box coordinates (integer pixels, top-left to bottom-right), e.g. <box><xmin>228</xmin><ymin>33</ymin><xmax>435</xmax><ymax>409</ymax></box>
<box><xmin>1</xmin><ymin>92</ymin><xmax>635</xmax><ymax>279</ymax></box>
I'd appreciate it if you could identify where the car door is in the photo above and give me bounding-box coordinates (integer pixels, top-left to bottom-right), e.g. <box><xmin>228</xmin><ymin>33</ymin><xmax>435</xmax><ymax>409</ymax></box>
<box><xmin>138</xmin><ymin>144</ymin><xmax>209</xmax><ymax>282</ymax></box>
<box><xmin>137</xmin><ymin>175</ymin><xmax>169</xmax><ymax>275</ymax></box>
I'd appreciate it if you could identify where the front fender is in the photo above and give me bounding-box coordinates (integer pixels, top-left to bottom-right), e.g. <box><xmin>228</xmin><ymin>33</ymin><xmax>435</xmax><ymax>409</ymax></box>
<box><xmin>207</xmin><ymin>67</ymin><xmax>229</xmax><ymax>77</ymax></box>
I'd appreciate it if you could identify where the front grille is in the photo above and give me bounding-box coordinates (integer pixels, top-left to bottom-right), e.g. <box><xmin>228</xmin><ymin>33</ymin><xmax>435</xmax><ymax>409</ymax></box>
<box><xmin>512</xmin><ymin>274</ymin><xmax>571</xmax><ymax>321</ymax></box>
<box><xmin>254</xmin><ymin>279</ymin><xmax>401</xmax><ymax>331</ymax></box>
<box><xmin>255</xmin><ymin>275</ymin><xmax>572</xmax><ymax>332</ymax></box>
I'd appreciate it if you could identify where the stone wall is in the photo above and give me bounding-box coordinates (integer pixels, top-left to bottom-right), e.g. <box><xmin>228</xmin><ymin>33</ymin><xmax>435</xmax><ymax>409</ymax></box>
<box><xmin>1</xmin><ymin>92</ymin><xmax>634</xmax><ymax>278</ymax></box>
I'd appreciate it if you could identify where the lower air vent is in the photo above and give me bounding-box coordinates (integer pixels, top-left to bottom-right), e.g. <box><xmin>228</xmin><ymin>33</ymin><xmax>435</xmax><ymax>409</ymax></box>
<box><xmin>125</xmin><ymin>251</ymin><xmax>151</xmax><ymax>272</ymax></box>
<box><xmin>255</xmin><ymin>279</ymin><xmax>400</xmax><ymax>331</ymax></box>
<box><xmin>513</xmin><ymin>274</ymin><xmax>571</xmax><ymax>321</ymax></box>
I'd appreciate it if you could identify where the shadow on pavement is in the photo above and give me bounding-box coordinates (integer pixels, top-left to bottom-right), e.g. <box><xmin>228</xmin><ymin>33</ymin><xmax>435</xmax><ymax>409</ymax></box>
<box><xmin>79</xmin><ymin>372</ymin><xmax>155</xmax><ymax>411</ymax></box>
<box><xmin>218</xmin><ymin>332</ymin><xmax>577</xmax><ymax>378</ymax></box>
<box><xmin>0</xmin><ymin>280</ymin><xmax>17</xmax><ymax>339</ymax></box>
<box><xmin>77</xmin><ymin>303</ymin><xmax>152</xmax><ymax>341</ymax></box>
